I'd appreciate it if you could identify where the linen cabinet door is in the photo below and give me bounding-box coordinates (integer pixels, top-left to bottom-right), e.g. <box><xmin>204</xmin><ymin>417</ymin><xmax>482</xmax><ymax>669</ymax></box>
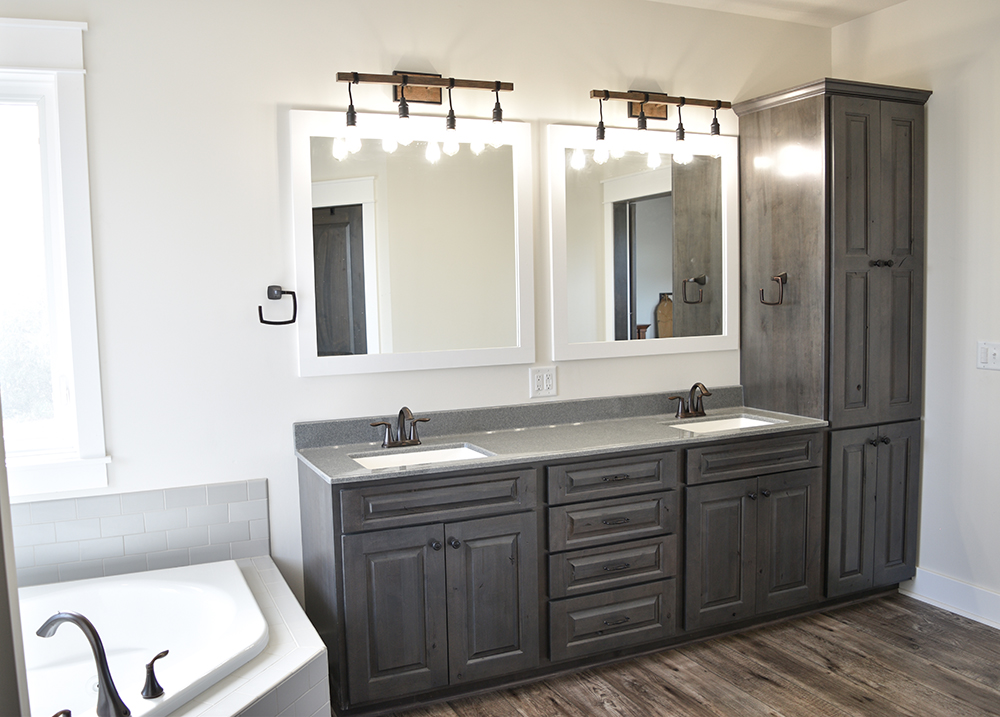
<box><xmin>874</xmin><ymin>420</ymin><xmax>921</xmax><ymax>587</ymax></box>
<box><xmin>756</xmin><ymin>468</ymin><xmax>824</xmax><ymax>613</ymax></box>
<box><xmin>827</xmin><ymin>426</ymin><xmax>878</xmax><ymax>597</ymax></box>
<box><xmin>685</xmin><ymin>477</ymin><xmax>757</xmax><ymax>630</ymax></box>
<box><xmin>342</xmin><ymin>524</ymin><xmax>448</xmax><ymax>704</ymax></box>
<box><xmin>444</xmin><ymin>511</ymin><xmax>539</xmax><ymax>684</ymax></box>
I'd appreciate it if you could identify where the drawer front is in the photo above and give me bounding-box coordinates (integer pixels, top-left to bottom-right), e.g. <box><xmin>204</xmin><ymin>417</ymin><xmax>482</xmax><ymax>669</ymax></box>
<box><xmin>550</xmin><ymin>579</ymin><xmax>676</xmax><ymax>662</ymax></box>
<box><xmin>340</xmin><ymin>469</ymin><xmax>536</xmax><ymax>533</ymax></box>
<box><xmin>686</xmin><ymin>431</ymin><xmax>822</xmax><ymax>485</ymax></box>
<box><xmin>548</xmin><ymin>491</ymin><xmax>677</xmax><ymax>552</ymax></box>
<box><xmin>547</xmin><ymin>451</ymin><xmax>679</xmax><ymax>504</ymax></box>
<box><xmin>549</xmin><ymin>535</ymin><xmax>677</xmax><ymax>599</ymax></box>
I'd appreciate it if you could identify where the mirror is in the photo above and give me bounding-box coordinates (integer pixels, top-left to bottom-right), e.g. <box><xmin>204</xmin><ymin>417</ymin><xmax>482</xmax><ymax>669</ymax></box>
<box><xmin>287</xmin><ymin>110</ymin><xmax>534</xmax><ymax>375</ymax></box>
<box><xmin>548</xmin><ymin>124</ymin><xmax>739</xmax><ymax>360</ymax></box>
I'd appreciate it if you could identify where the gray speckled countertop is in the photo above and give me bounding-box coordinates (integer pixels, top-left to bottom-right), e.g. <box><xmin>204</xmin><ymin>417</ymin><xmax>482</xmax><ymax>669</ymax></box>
<box><xmin>295</xmin><ymin>388</ymin><xmax>827</xmax><ymax>486</ymax></box>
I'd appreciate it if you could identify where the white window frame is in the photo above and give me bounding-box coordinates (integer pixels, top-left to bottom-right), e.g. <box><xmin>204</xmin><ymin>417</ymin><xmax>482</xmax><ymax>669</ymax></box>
<box><xmin>0</xmin><ymin>19</ymin><xmax>108</xmax><ymax>498</ymax></box>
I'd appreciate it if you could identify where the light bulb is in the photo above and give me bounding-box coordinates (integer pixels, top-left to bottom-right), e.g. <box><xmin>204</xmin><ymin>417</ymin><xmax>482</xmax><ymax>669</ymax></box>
<box><xmin>609</xmin><ymin>143</ymin><xmax>625</xmax><ymax>160</ymax></box>
<box><xmin>570</xmin><ymin>148</ymin><xmax>586</xmax><ymax>170</ymax></box>
<box><xmin>594</xmin><ymin>143</ymin><xmax>610</xmax><ymax>165</ymax></box>
<box><xmin>470</xmin><ymin>138</ymin><xmax>486</xmax><ymax>155</ymax></box>
<box><xmin>382</xmin><ymin>135</ymin><xmax>398</xmax><ymax>153</ymax></box>
<box><xmin>344</xmin><ymin>124</ymin><xmax>362</xmax><ymax>154</ymax></box>
<box><xmin>425</xmin><ymin>140</ymin><xmax>441</xmax><ymax>164</ymax></box>
<box><xmin>488</xmin><ymin>120</ymin><xmax>504</xmax><ymax>149</ymax></box>
<box><xmin>673</xmin><ymin>149</ymin><xmax>694</xmax><ymax>165</ymax></box>
<box><xmin>396</xmin><ymin>117</ymin><xmax>413</xmax><ymax>146</ymax></box>
<box><xmin>646</xmin><ymin>149</ymin><xmax>661</xmax><ymax>169</ymax></box>
<box><xmin>331</xmin><ymin>137</ymin><xmax>348</xmax><ymax>161</ymax></box>
<box><xmin>443</xmin><ymin>131</ymin><xmax>459</xmax><ymax>157</ymax></box>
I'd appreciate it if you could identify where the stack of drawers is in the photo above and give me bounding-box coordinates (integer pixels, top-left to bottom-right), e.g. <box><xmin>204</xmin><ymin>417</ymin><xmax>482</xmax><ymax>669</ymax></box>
<box><xmin>546</xmin><ymin>451</ymin><xmax>680</xmax><ymax>661</ymax></box>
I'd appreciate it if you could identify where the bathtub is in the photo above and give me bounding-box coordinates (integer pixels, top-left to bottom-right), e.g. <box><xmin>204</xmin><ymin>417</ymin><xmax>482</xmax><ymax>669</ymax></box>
<box><xmin>18</xmin><ymin>560</ymin><xmax>269</xmax><ymax>717</ymax></box>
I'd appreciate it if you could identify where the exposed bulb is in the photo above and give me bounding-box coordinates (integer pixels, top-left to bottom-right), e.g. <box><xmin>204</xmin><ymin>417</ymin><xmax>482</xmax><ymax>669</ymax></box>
<box><xmin>673</xmin><ymin>149</ymin><xmax>694</xmax><ymax>165</ymax></box>
<box><xmin>331</xmin><ymin>137</ymin><xmax>349</xmax><ymax>161</ymax></box>
<box><xmin>344</xmin><ymin>124</ymin><xmax>362</xmax><ymax>154</ymax></box>
<box><xmin>396</xmin><ymin>117</ymin><xmax>413</xmax><ymax>146</ymax></box>
<box><xmin>646</xmin><ymin>149</ymin><xmax>661</xmax><ymax>169</ymax></box>
<box><xmin>425</xmin><ymin>140</ymin><xmax>441</xmax><ymax>164</ymax></box>
<box><xmin>488</xmin><ymin>120</ymin><xmax>504</xmax><ymax>149</ymax></box>
<box><xmin>609</xmin><ymin>143</ymin><xmax>625</xmax><ymax>160</ymax></box>
<box><xmin>470</xmin><ymin>138</ymin><xmax>486</xmax><ymax>155</ymax></box>
<box><xmin>382</xmin><ymin>135</ymin><xmax>398</xmax><ymax>153</ymax></box>
<box><xmin>570</xmin><ymin>148</ymin><xmax>586</xmax><ymax>170</ymax></box>
<box><xmin>594</xmin><ymin>142</ymin><xmax>610</xmax><ymax>165</ymax></box>
<box><xmin>443</xmin><ymin>131</ymin><xmax>459</xmax><ymax>157</ymax></box>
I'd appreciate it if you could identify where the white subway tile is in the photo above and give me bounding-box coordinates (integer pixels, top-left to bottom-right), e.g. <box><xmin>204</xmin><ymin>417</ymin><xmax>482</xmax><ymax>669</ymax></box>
<box><xmin>210</xmin><ymin>521</ymin><xmax>250</xmax><ymax>545</ymax></box>
<box><xmin>190</xmin><ymin>544</ymin><xmax>231</xmax><ymax>564</ymax></box>
<box><xmin>76</xmin><ymin>494</ymin><xmax>122</xmax><ymax>519</ymax></box>
<box><xmin>293</xmin><ymin>681</ymin><xmax>330</xmax><ymax>717</ymax></box>
<box><xmin>144</xmin><ymin>507</ymin><xmax>187</xmax><ymax>532</ymax></box>
<box><xmin>100</xmin><ymin>513</ymin><xmax>146</xmax><ymax>537</ymax></box>
<box><xmin>34</xmin><ymin>541</ymin><xmax>80</xmax><ymax>565</ymax></box>
<box><xmin>29</xmin><ymin>499</ymin><xmax>76</xmax><ymax>524</ymax></box>
<box><xmin>17</xmin><ymin>565</ymin><xmax>59</xmax><ymax>587</ymax></box>
<box><xmin>10</xmin><ymin>503</ymin><xmax>31</xmax><ymax>526</ymax></box>
<box><xmin>276</xmin><ymin>667</ymin><xmax>311</xmax><ymax>713</ymax></box>
<box><xmin>103</xmin><ymin>554</ymin><xmax>148</xmax><ymax>576</ymax></box>
<box><xmin>13</xmin><ymin>523</ymin><xmax>57</xmax><ymax>547</ymax></box>
<box><xmin>188</xmin><ymin>503</ymin><xmax>229</xmax><ymax>527</ymax></box>
<box><xmin>146</xmin><ymin>549</ymin><xmax>190</xmax><ymax>571</ymax></box>
<box><xmin>248</xmin><ymin>479</ymin><xmax>268</xmax><ymax>500</ymax></box>
<box><xmin>236</xmin><ymin>690</ymin><xmax>277</xmax><ymax>717</ymax></box>
<box><xmin>55</xmin><ymin>518</ymin><xmax>102</xmax><ymax>542</ymax></box>
<box><xmin>308</xmin><ymin>700</ymin><xmax>331</xmax><ymax>717</ymax></box>
<box><xmin>79</xmin><ymin>536</ymin><xmax>124</xmax><ymax>561</ymax></box>
<box><xmin>58</xmin><ymin>559</ymin><xmax>105</xmax><ymax>582</ymax></box>
<box><xmin>306</xmin><ymin>654</ymin><xmax>327</xmax><ymax>688</ymax></box>
<box><xmin>165</xmin><ymin>485</ymin><xmax>207</xmax><ymax>509</ymax></box>
<box><xmin>231</xmin><ymin>539</ymin><xmax>269</xmax><ymax>559</ymax></box>
<box><xmin>14</xmin><ymin>546</ymin><xmax>34</xmax><ymax>568</ymax></box>
<box><xmin>121</xmin><ymin>489</ymin><xmax>165</xmax><ymax>514</ymax></box>
<box><xmin>230</xmin><ymin>499</ymin><xmax>267</xmax><ymax>522</ymax></box>
<box><xmin>167</xmin><ymin>525</ymin><xmax>210</xmax><ymax>550</ymax></box>
<box><xmin>124</xmin><ymin>531</ymin><xmax>168</xmax><ymax>555</ymax></box>
<box><xmin>208</xmin><ymin>481</ymin><xmax>248</xmax><ymax>505</ymax></box>
<box><xmin>250</xmin><ymin>519</ymin><xmax>269</xmax><ymax>541</ymax></box>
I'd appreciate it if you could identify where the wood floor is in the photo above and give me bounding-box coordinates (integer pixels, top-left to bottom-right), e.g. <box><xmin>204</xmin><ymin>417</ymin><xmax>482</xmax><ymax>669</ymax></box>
<box><xmin>400</xmin><ymin>594</ymin><xmax>1000</xmax><ymax>717</ymax></box>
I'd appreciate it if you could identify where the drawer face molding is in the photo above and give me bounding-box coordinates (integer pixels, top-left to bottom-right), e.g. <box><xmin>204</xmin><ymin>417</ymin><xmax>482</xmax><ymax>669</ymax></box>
<box><xmin>549</xmin><ymin>579</ymin><xmax>676</xmax><ymax>662</ymax></box>
<box><xmin>549</xmin><ymin>535</ymin><xmax>677</xmax><ymax>599</ymax></box>
<box><xmin>341</xmin><ymin>470</ymin><xmax>537</xmax><ymax>533</ymax></box>
<box><xmin>547</xmin><ymin>452</ymin><xmax>679</xmax><ymax>504</ymax></box>
<box><xmin>686</xmin><ymin>432</ymin><xmax>821</xmax><ymax>485</ymax></box>
<box><xmin>548</xmin><ymin>491</ymin><xmax>677</xmax><ymax>552</ymax></box>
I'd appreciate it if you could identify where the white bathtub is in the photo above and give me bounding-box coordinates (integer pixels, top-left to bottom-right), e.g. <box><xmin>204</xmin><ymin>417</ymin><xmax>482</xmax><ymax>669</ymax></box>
<box><xmin>18</xmin><ymin>560</ymin><xmax>269</xmax><ymax>717</ymax></box>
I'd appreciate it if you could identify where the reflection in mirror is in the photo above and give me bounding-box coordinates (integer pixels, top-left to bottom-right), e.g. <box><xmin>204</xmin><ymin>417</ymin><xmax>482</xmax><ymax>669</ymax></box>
<box><xmin>548</xmin><ymin>124</ymin><xmax>738</xmax><ymax>361</ymax></box>
<box><xmin>287</xmin><ymin>110</ymin><xmax>534</xmax><ymax>375</ymax></box>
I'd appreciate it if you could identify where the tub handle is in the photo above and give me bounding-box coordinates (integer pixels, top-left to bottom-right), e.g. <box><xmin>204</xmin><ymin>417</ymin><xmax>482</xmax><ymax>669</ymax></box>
<box><xmin>142</xmin><ymin>650</ymin><xmax>169</xmax><ymax>699</ymax></box>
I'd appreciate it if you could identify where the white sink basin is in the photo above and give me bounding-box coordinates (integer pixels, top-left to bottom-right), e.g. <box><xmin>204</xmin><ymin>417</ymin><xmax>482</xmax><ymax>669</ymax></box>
<box><xmin>351</xmin><ymin>444</ymin><xmax>492</xmax><ymax>470</ymax></box>
<box><xmin>669</xmin><ymin>415</ymin><xmax>782</xmax><ymax>433</ymax></box>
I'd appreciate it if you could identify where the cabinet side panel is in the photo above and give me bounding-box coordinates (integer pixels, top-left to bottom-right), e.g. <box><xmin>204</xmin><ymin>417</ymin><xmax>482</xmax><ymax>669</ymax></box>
<box><xmin>739</xmin><ymin>96</ymin><xmax>827</xmax><ymax>419</ymax></box>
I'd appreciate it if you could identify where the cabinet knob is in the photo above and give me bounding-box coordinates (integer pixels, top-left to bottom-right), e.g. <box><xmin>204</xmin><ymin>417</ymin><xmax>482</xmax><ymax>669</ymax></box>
<box><xmin>430</xmin><ymin>540</ymin><xmax>442</xmax><ymax>551</ymax></box>
<box><xmin>880</xmin><ymin>436</ymin><xmax>892</xmax><ymax>445</ymax></box>
<box><xmin>748</xmin><ymin>492</ymin><xmax>757</xmax><ymax>500</ymax></box>
<box><xmin>868</xmin><ymin>438</ymin><xmax>879</xmax><ymax>446</ymax></box>
<box><xmin>760</xmin><ymin>489</ymin><xmax>771</xmax><ymax>498</ymax></box>
<box><xmin>448</xmin><ymin>538</ymin><xmax>462</xmax><ymax>549</ymax></box>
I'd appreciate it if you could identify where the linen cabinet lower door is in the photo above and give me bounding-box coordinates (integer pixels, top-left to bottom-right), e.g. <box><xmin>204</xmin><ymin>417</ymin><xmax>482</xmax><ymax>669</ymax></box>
<box><xmin>445</xmin><ymin>512</ymin><xmax>539</xmax><ymax>683</ymax></box>
<box><xmin>342</xmin><ymin>524</ymin><xmax>448</xmax><ymax>704</ymax></box>
<box><xmin>873</xmin><ymin>420</ymin><xmax>921</xmax><ymax>587</ymax></box>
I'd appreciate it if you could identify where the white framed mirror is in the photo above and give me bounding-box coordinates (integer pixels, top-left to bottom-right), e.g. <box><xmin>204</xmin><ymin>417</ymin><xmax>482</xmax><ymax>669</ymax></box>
<box><xmin>287</xmin><ymin>110</ymin><xmax>534</xmax><ymax>376</ymax></box>
<box><xmin>547</xmin><ymin>124</ymin><xmax>739</xmax><ymax>361</ymax></box>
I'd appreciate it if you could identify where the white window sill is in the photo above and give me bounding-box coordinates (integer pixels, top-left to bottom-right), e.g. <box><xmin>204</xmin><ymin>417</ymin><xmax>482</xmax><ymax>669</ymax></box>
<box><xmin>5</xmin><ymin>454</ymin><xmax>110</xmax><ymax>501</ymax></box>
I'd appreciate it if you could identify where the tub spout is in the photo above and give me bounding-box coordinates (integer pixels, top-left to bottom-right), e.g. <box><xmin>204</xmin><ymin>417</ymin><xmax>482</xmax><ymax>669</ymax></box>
<box><xmin>37</xmin><ymin>611</ymin><xmax>130</xmax><ymax>717</ymax></box>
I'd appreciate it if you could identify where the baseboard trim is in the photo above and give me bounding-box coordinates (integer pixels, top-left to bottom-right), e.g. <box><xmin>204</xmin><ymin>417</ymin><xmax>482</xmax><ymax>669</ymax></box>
<box><xmin>899</xmin><ymin>568</ymin><xmax>1000</xmax><ymax>630</ymax></box>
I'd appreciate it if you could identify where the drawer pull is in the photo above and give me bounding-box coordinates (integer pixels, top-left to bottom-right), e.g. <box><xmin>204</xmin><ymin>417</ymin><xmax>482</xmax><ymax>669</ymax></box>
<box><xmin>601</xmin><ymin>517</ymin><xmax>631</xmax><ymax>526</ymax></box>
<box><xmin>602</xmin><ymin>474</ymin><xmax>631</xmax><ymax>482</ymax></box>
<box><xmin>603</xmin><ymin>616</ymin><xmax>631</xmax><ymax>626</ymax></box>
<box><xmin>603</xmin><ymin>562</ymin><xmax>632</xmax><ymax>572</ymax></box>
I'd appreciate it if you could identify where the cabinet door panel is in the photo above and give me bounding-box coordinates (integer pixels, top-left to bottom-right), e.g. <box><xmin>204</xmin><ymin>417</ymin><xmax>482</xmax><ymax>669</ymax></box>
<box><xmin>874</xmin><ymin>420</ymin><xmax>921</xmax><ymax>586</ymax></box>
<box><xmin>827</xmin><ymin>427</ymin><xmax>878</xmax><ymax>597</ymax></box>
<box><xmin>757</xmin><ymin>468</ymin><xmax>824</xmax><ymax>613</ymax></box>
<box><xmin>445</xmin><ymin>512</ymin><xmax>539</xmax><ymax>683</ymax></box>
<box><xmin>685</xmin><ymin>477</ymin><xmax>757</xmax><ymax>630</ymax></box>
<box><xmin>343</xmin><ymin>525</ymin><xmax>448</xmax><ymax>703</ymax></box>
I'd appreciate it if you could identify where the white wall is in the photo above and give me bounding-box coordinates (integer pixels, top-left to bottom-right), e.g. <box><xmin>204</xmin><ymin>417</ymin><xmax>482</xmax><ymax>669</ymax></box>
<box><xmin>834</xmin><ymin>0</ymin><xmax>1000</xmax><ymax>619</ymax></box>
<box><xmin>0</xmin><ymin>0</ymin><xmax>830</xmax><ymax>598</ymax></box>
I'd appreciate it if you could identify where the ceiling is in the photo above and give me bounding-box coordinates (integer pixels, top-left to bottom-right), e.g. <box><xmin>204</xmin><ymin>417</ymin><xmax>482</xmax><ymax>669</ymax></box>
<box><xmin>643</xmin><ymin>0</ymin><xmax>908</xmax><ymax>27</ymax></box>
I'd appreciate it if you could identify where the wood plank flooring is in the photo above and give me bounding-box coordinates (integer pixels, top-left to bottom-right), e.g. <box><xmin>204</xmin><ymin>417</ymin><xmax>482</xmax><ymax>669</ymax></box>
<box><xmin>400</xmin><ymin>594</ymin><xmax>1000</xmax><ymax>717</ymax></box>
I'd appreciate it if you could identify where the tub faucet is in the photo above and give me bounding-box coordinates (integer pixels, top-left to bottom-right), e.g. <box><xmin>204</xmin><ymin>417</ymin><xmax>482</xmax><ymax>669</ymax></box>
<box><xmin>36</xmin><ymin>612</ymin><xmax>130</xmax><ymax>717</ymax></box>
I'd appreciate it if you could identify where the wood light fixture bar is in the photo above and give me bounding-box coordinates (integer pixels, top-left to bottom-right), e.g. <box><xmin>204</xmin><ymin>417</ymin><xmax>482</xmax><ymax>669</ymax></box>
<box><xmin>590</xmin><ymin>89</ymin><xmax>731</xmax><ymax>110</ymax></box>
<box><xmin>337</xmin><ymin>72</ymin><xmax>514</xmax><ymax>93</ymax></box>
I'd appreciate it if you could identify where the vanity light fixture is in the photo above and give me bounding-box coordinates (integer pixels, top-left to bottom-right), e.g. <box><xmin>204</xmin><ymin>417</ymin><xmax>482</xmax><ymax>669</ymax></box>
<box><xmin>674</xmin><ymin>97</ymin><xmax>693</xmax><ymax>165</ymax></box>
<box><xmin>488</xmin><ymin>81</ymin><xmax>504</xmax><ymax>148</ymax></box>
<box><xmin>593</xmin><ymin>92</ymin><xmax>609</xmax><ymax>165</ymax></box>
<box><xmin>709</xmin><ymin>100</ymin><xmax>722</xmax><ymax>158</ymax></box>
<box><xmin>443</xmin><ymin>79</ymin><xmax>460</xmax><ymax>157</ymax></box>
<box><xmin>396</xmin><ymin>75</ymin><xmax>413</xmax><ymax>147</ymax></box>
<box><xmin>344</xmin><ymin>76</ymin><xmax>362</xmax><ymax>154</ymax></box>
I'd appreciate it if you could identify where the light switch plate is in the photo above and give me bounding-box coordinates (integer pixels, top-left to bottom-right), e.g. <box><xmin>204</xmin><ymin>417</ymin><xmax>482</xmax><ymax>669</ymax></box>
<box><xmin>977</xmin><ymin>341</ymin><xmax>1000</xmax><ymax>370</ymax></box>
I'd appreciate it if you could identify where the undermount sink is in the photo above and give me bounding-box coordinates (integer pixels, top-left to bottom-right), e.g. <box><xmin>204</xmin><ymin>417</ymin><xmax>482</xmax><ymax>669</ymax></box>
<box><xmin>351</xmin><ymin>444</ymin><xmax>493</xmax><ymax>470</ymax></box>
<box><xmin>668</xmin><ymin>415</ymin><xmax>783</xmax><ymax>434</ymax></box>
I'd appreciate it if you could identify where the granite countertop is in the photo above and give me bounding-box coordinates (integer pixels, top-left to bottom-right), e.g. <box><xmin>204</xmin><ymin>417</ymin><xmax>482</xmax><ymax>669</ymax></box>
<box><xmin>295</xmin><ymin>388</ymin><xmax>827</xmax><ymax>486</ymax></box>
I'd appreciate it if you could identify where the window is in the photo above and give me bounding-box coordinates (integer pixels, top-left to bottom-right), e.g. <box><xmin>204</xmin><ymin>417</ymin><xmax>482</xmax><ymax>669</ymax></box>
<box><xmin>0</xmin><ymin>20</ymin><xmax>107</xmax><ymax>497</ymax></box>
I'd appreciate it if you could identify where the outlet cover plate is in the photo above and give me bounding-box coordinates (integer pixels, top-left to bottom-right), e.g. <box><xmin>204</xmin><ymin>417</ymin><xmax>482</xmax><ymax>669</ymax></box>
<box><xmin>530</xmin><ymin>367</ymin><xmax>557</xmax><ymax>398</ymax></box>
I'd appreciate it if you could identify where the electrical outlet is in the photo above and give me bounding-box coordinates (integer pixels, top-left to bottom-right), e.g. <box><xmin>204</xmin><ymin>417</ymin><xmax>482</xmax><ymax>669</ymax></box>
<box><xmin>530</xmin><ymin>366</ymin><xmax>557</xmax><ymax>398</ymax></box>
<box><xmin>978</xmin><ymin>341</ymin><xmax>1000</xmax><ymax>371</ymax></box>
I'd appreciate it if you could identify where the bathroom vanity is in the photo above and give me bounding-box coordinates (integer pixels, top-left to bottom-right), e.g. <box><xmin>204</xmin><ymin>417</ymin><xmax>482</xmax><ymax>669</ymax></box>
<box><xmin>296</xmin><ymin>393</ymin><xmax>915</xmax><ymax>715</ymax></box>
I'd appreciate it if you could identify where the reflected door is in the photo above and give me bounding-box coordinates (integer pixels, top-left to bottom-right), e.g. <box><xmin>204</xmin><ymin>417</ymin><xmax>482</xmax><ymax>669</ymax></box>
<box><xmin>313</xmin><ymin>204</ymin><xmax>367</xmax><ymax>356</ymax></box>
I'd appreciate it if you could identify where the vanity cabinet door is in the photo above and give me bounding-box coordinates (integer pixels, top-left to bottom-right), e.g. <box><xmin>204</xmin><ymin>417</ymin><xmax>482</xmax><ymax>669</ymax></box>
<box><xmin>873</xmin><ymin>420</ymin><xmax>921</xmax><ymax>586</ymax></box>
<box><xmin>685</xmin><ymin>477</ymin><xmax>757</xmax><ymax>630</ymax></box>
<box><xmin>445</xmin><ymin>512</ymin><xmax>539</xmax><ymax>684</ymax></box>
<box><xmin>342</xmin><ymin>524</ymin><xmax>448</xmax><ymax>704</ymax></box>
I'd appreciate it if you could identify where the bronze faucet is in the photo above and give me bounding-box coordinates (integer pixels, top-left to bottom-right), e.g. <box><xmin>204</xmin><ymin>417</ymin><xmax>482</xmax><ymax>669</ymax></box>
<box><xmin>371</xmin><ymin>406</ymin><xmax>429</xmax><ymax>448</ymax></box>
<box><xmin>668</xmin><ymin>383</ymin><xmax>713</xmax><ymax>419</ymax></box>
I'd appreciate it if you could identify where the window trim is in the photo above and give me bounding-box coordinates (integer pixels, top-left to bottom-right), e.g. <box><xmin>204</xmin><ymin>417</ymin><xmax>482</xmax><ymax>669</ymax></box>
<box><xmin>1</xmin><ymin>19</ymin><xmax>107</xmax><ymax>499</ymax></box>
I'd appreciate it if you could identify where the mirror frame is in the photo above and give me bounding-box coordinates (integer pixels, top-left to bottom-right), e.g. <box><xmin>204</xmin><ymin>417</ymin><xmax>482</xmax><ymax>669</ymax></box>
<box><xmin>547</xmin><ymin>124</ymin><xmax>739</xmax><ymax>360</ymax></box>
<box><xmin>287</xmin><ymin>109</ymin><xmax>535</xmax><ymax>376</ymax></box>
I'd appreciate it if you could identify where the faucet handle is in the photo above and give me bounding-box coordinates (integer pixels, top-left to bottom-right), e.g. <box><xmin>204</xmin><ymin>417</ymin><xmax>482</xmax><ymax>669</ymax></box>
<box><xmin>52</xmin><ymin>711</ymin><xmax>72</xmax><ymax>717</ymax></box>
<box><xmin>667</xmin><ymin>395</ymin><xmax>688</xmax><ymax>418</ymax></box>
<box><xmin>370</xmin><ymin>421</ymin><xmax>394</xmax><ymax>447</ymax></box>
<box><xmin>142</xmin><ymin>650</ymin><xmax>169</xmax><ymax>699</ymax></box>
<box><xmin>409</xmin><ymin>417</ymin><xmax>430</xmax><ymax>443</ymax></box>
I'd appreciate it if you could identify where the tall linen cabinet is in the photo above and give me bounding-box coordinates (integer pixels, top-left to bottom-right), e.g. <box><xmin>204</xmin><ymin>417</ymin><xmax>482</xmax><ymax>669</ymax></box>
<box><xmin>734</xmin><ymin>79</ymin><xmax>930</xmax><ymax>598</ymax></box>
